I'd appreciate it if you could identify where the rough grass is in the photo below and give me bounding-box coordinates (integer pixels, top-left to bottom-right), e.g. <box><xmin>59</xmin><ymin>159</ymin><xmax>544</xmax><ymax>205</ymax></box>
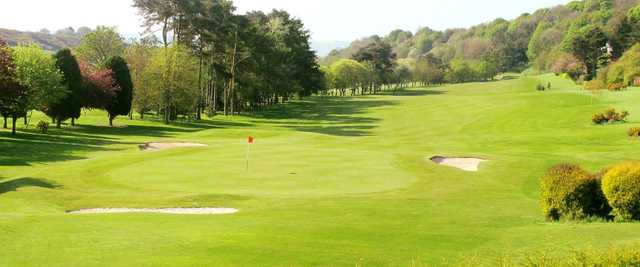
<box><xmin>1</xmin><ymin>74</ymin><xmax>640</xmax><ymax>266</ymax></box>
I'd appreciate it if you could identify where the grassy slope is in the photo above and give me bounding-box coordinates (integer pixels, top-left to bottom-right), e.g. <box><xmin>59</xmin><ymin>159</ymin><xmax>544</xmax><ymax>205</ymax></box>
<box><xmin>1</xmin><ymin>74</ymin><xmax>639</xmax><ymax>266</ymax></box>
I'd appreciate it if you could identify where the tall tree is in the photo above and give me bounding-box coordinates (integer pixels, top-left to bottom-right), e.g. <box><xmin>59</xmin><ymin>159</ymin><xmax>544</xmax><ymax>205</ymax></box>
<box><xmin>46</xmin><ymin>49</ymin><xmax>84</xmax><ymax>128</ymax></box>
<box><xmin>571</xmin><ymin>25</ymin><xmax>608</xmax><ymax>80</ymax></box>
<box><xmin>0</xmin><ymin>39</ymin><xmax>25</xmax><ymax>135</ymax></box>
<box><xmin>76</xmin><ymin>26</ymin><xmax>125</xmax><ymax>66</ymax></box>
<box><xmin>104</xmin><ymin>56</ymin><xmax>134</xmax><ymax>127</ymax></box>
<box><xmin>12</xmin><ymin>44</ymin><xmax>67</xmax><ymax>131</ymax></box>
<box><xmin>352</xmin><ymin>39</ymin><xmax>396</xmax><ymax>91</ymax></box>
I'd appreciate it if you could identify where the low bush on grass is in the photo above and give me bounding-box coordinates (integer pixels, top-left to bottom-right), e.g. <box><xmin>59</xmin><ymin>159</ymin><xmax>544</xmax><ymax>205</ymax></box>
<box><xmin>628</xmin><ymin>127</ymin><xmax>640</xmax><ymax>138</ymax></box>
<box><xmin>592</xmin><ymin>108</ymin><xmax>629</xmax><ymax>124</ymax></box>
<box><xmin>602</xmin><ymin>161</ymin><xmax>640</xmax><ymax>221</ymax></box>
<box><xmin>36</xmin><ymin>121</ymin><xmax>49</xmax><ymax>134</ymax></box>
<box><xmin>540</xmin><ymin>164</ymin><xmax>611</xmax><ymax>221</ymax></box>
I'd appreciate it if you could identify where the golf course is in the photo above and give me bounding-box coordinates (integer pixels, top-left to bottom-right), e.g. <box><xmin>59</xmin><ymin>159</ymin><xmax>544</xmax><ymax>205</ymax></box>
<box><xmin>2</xmin><ymin>74</ymin><xmax>639</xmax><ymax>266</ymax></box>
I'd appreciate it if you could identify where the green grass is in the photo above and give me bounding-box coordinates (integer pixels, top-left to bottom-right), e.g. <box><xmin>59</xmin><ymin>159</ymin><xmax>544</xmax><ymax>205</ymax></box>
<box><xmin>1</xmin><ymin>74</ymin><xmax>640</xmax><ymax>266</ymax></box>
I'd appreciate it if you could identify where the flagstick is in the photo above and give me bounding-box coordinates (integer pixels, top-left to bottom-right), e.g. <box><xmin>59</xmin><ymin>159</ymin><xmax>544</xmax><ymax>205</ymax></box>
<box><xmin>246</xmin><ymin>142</ymin><xmax>250</xmax><ymax>172</ymax></box>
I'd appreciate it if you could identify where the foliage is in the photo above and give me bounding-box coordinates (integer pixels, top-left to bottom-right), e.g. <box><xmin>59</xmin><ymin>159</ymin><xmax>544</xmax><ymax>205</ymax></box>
<box><xmin>0</xmin><ymin>38</ymin><xmax>26</xmax><ymax>135</ymax></box>
<box><xmin>46</xmin><ymin>49</ymin><xmax>84</xmax><ymax>126</ymax></box>
<box><xmin>628</xmin><ymin>127</ymin><xmax>640</xmax><ymax>138</ymax></box>
<box><xmin>540</xmin><ymin>164</ymin><xmax>610</xmax><ymax>221</ymax></box>
<box><xmin>592</xmin><ymin>108</ymin><xmax>629</xmax><ymax>124</ymax></box>
<box><xmin>76</xmin><ymin>26</ymin><xmax>125</xmax><ymax>66</ymax></box>
<box><xmin>79</xmin><ymin>61</ymin><xmax>120</xmax><ymax>111</ymax></box>
<box><xmin>602</xmin><ymin>161</ymin><xmax>640</xmax><ymax>221</ymax></box>
<box><xmin>36</xmin><ymin>121</ymin><xmax>49</xmax><ymax>134</ymax></box>
<box><xmin>104</xmin><ymin>56</ymin><xmax>133</xmax><ymax>126</ymax></box>
<box><xmin>12</xmin><ymin>44</ymin><xmax>67</xmax><ymax>112</ymax></box>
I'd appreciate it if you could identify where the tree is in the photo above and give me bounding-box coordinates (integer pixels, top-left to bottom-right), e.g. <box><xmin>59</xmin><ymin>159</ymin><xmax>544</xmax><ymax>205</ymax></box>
<box><xmin>126</xmin><ymin>37</ymin><xmax>159</xmax><ymax>119</ymax></box>
<box><xmin>570</xmin><ymin>25</ymin><xmax>608</xmax><ymax>80</ymax></box>
<box><xmin>352</xmin><ymin>39</ymin><xmax>396</xmax><ymax>91</ymax></box>
<box><xmin>79</xmin><ymin>61</ymin><xmax>120</xmax><ymax>113</ymax></box>
<box><xmin>76</xmin><ymin>26</ymin><xmax>125</xmax><ymax>66</ymax></box>
<box><xmin>12</xmin><ymin>44</ymin><xmax>67</xmax><ymax>130</ymax></box>
<box><xmin>104</xmin><ymin>56</ymin><xmax>133</xmax><ymax>127</ymax></box>
<box><xmin>46</xmin><ymin>49</ymin><xmax>84</xmax><ymax>128</ymax></box>
<box><xmin>0</xmin><ymin>39</ymin><xmax>26</xmax><ymax>135</ymax></box>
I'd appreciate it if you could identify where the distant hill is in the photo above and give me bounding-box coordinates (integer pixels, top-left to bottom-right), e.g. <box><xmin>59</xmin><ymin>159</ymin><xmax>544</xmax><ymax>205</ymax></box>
<box><xmin>320</xmin><ymin>0</ymin><xmax>640</xmax><ymax>70</ymax></box>
<box><xmin>0</xmin><ymin>27</ymin><xmax>90</xmax><ymax>51</ymax></box>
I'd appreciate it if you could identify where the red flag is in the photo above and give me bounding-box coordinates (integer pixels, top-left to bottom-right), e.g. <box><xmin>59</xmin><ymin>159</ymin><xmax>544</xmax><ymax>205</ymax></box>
<box><xmin>248</xmin><ymin>136</ymin><xmax>254</xmax><ymax>144</ymax></box>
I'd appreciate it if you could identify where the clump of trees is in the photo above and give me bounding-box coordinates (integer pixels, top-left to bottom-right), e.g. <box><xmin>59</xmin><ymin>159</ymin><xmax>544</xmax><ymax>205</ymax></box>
<box><xmin>541</xmin><ymin>160</ymin><xmax>640</xmax><ymax>222</ymax></box>
<box><xmin>1</xmin><ymin>0</ymin><xmax>326</xmax><ymax>134</ymax></box>
<box><xmin>322</xmin><ymin>1</ymin><xmax>640</xmax><ymax>90</ymax></box>
<box><xmin>128</xmin><ymin>0</ymin><xmax>325</xmax><ymax>122</ymax></box>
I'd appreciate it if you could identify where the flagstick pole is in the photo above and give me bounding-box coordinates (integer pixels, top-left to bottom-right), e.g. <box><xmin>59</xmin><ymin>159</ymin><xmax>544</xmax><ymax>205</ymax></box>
<box><xmin>246</xmin><ymin>142</ymin><xmax>250</xmax><ymax>172</ymax></box>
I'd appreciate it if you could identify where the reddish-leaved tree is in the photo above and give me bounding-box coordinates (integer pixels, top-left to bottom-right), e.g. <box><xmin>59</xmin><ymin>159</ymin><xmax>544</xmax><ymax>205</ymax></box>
<box><xmin>78</xmin><ymin>61</ymin><xmax>121</xmax><ymax>123</ymax></box>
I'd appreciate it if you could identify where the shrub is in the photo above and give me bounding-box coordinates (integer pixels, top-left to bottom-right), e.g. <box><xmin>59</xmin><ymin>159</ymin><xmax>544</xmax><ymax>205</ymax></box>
<box><xmin>540</xmin><ymin>164</ymin><xmax>610</xmax><ymax>221</ymax></box>
<box><xmin>608</xmin><ymin>82</ymin><xmax>626</xmax><ymax>91</ymax></box>
<box><xmin>602</xmin><ymin>161</ymin><xmax>640</xmax><ymax>221</ymax></box>
<box><xmin>584</xmin><ymin>79</ymin><xmax>606</xmax><ymax>91</ymax></box>
<box><xmin>536</xmin><ymin>83</ymin><xmax>546</xmax><ymax>91</ymax></box>
<box><xmin>592</xmin><ymin>113</ymin><xmax>607</xmax><ymax>124</ymax></box>
<box><xmin>592</xmin><ymin>108</ymin><xmax>630</xmax><ymax>124</ymax></box>
<box><xmin>36</xmin><ymin>121</ymin><xmax>49</xmax><ymax>134</ymax></box>
<box><xmin>629</xmin><ymin>127</ymin><xmax>640</xmax><ymax>138</ymax></box>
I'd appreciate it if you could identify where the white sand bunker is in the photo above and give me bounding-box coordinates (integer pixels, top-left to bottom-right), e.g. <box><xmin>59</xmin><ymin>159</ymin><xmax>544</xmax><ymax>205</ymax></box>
<box><xmin>68</xmin><ymin>208</ymin><xmax>238</xmax><ymax>215</ymax></box>
<box><xmin>139</xmin><ymin>142</ymin><xmax>208</xmax><ymax>151</ymax></box>
<box><xmin>430</xmin><ymin>156</ymin><xmax>486</xmax><ymax>172</ymax></box>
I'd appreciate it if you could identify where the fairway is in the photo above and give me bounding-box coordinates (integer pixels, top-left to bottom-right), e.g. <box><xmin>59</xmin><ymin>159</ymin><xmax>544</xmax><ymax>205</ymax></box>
<box><xmin>2</xmin><ymin>74</ymin><xmax>640</xmax><ymax>266</ymax></box>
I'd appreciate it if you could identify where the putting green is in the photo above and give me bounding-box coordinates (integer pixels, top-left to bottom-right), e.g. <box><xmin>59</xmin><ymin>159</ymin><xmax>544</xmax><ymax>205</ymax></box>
<box><xmin>1</xmin><ymin>74</ymin><xmax>640</xmax><ymax>266</ymax></box>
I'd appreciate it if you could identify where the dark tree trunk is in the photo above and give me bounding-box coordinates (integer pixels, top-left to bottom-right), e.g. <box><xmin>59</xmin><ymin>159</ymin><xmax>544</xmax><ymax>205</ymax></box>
<box><xmin>3</xmin><ymin>116</ymin><xmax>7</xmax><ymax>129</ymax></box>
<box><xmin>11</xmin><ymin>115</ymin><xmax>17</xmax><ymax>135</ymax></box>
<box><xmin>140</xmin><ymin>112</ymin><xmax>145</xmax><ymax>120</ymax></box>
<box><xmin>109</xmin><ymin>115</ymin><xmax>114</xmax><ymax>127</ymax></box>
<box><xmin>57</xmin><ymin>118</ymin><xmax>62</xmax><ymax>128</ymax></box>
<box><xmin>24</xmin><ymin>116</ymin><xmax>27</xmax><ymax>126</ymax></box>
<box><xmin>71</xmin><ymin>117</ymin><xmax>75</xmax><ymax>126</ymax></box>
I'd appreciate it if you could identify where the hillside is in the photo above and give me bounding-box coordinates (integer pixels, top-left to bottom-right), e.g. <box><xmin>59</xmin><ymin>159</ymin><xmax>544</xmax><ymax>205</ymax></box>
<box><xmin>321</xmin><ymin>0</ymin><xmax>640</xmax><ymax>73</ymax></box>
<box><xmin>0</xmin><ymin>27</ymin><xmax>88</xmax><ymax>51</ymax></box>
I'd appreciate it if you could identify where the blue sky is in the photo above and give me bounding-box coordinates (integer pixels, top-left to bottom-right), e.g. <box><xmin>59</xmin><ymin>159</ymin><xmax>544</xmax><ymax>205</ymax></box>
<box><xmin>1</xmin><ymin>0</ymin><xmax>570</xmax><ymax>43</ymax></box>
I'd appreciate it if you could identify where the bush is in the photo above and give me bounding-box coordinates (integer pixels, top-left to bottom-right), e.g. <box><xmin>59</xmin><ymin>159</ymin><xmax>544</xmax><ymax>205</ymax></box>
<box><xmin>608</xmin><ymin>82</ymin><xmax>626</xmax><ymax>91</ymax></box>
<box><xmin>592</xmin><ymin>108</ymin><xmax>630</xmax><ymax>124</ymax></box>
<box><xmin>536</xmin><ymin>83</ymin><xmax>546</xmax><ymax>91</ymax></box>
<box><xmin>36</xmin><ymin>121</ymin><xmax>49</xmax><ymax>134</ymax></box>
<box><xmin>629</xmin><ymin>127</ymin><xmax>640</xmax><ymax>138</ymax></box>
<box><xmin>602</xmin><ymin>161</ymin><xmax>640</xmax><ymax>221</ymax></box>
<box><xmin>540</xmin><ymin>164</ymin><xmax>611</xmax><ymax>221</ymax></box>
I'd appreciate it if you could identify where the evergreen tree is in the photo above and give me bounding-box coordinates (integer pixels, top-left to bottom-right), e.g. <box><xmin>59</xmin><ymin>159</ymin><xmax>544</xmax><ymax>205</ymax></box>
<box><xmin>105</xmin><ymin>56</ymin><xmax>133</xmax><ymax>127</ymax></box>
<box><xmin>46</xmin><ymin>49</ymin><xmax>84</xmax><ymax>128</ymax></box>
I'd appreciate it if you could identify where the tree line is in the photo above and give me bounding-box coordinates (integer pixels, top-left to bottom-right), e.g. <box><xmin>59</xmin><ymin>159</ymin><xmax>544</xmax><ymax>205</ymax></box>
<box><xmin>321</xmin><ymin>0</ymin><xmax>640</xmax><ymax>90</ymax></box>
<box><xmin>0</xmin><ymin>0</ymin><xmax>325</xmax><ymax>135</ymax></box>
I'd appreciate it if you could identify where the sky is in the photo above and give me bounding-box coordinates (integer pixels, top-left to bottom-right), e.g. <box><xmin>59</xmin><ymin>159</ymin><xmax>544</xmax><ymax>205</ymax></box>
<box><xmin>0</xmin><ymin>0</ymin><xmax>570</xmax><ymax>44</ymax></box>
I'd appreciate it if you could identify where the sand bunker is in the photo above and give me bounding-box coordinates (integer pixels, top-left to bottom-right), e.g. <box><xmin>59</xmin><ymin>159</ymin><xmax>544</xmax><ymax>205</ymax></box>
<box><xmin>430</xmin><ymin>156</ymin><xmax>486</xmax><ymax>172</ymax></box>
<box><xmin>139</xmin><ymin>142</ymin><xmax>208</xmax><ymax>151</ymax></box>
<box><xmin>68</xmin><ymin>208</ymin><xmax>238</xmax><ymax>215</ymax></box>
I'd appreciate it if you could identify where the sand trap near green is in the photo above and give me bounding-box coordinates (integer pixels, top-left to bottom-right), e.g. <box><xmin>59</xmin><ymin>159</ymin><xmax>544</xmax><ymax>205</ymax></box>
<box><xmin>68</xmin><ymin>208</ymin><xmax>238</xmax><ymax>215</ymax></box>
<box><xmin>430</xmin><ymin>156</ymin><xmax>486</xmax><ymax>172</ymax></box>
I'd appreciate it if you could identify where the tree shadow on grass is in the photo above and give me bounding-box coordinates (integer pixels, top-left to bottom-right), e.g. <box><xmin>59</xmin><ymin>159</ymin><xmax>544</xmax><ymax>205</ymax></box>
<box><xmin>0</xmin><ymin>177</ymin><xmax>60</xmax><ymax>195</ymax></box>
<box><xmin>249</xmin><ymin>97</ymin><xmax>397</xmax><ymax>136</ymax></box>
<box><xmin>381</xmin><ymin>88</ymin><xmax>446</xmax><ymax>97</ymax></box>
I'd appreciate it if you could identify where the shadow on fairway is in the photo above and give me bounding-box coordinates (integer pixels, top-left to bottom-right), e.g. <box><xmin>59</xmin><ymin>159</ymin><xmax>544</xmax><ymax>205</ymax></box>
<box><xmin>0</xmin><ymin>177</ymin><xmax>59</xmax><ymax>194</ymax></box>
<box><xmin>382</xmin><ymin>88</ymin><xmax>446</xmax><ymax>97</ymax></box>
<box><xmin>250</xmin><ymin>97</ymin><xmax>397</xmax><ymax>136</ymax></box>
<box><xmin>0</xmin><ymin>131</ymin><xmax>122</xmax><ymax>166</ymax></box>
